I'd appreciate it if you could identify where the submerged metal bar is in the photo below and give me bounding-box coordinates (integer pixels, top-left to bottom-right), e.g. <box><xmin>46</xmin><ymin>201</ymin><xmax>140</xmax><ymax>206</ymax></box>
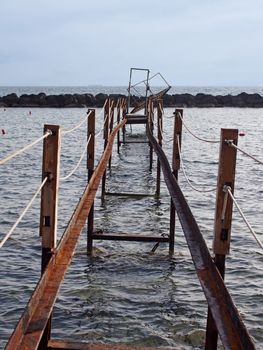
<box><xmin>146</xmin><ymin>122</ymin><xmax>255</xmax><ymax>350</ymax></box>
<box><xmin>119</xmin><ymin>141</ymin><xmax>149</xmax><ymax>144</ymax></box>
<box><xmin>105</xmin><ymin>191</ymin><xmax>153</xmax><ymax>198</ymax></box>
<box><xmin>6</xmin><ymin>119</ymin><xmax>127</xmax><ymax>350</ymax></box>
<box><xmin>92</xmin><ymin>234</ymin><xmax>169</xmax><ymax>242</ymax></box>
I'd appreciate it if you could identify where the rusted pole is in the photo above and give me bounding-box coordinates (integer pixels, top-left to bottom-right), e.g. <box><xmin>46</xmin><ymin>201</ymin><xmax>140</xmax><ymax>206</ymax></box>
<box><xmin>149</xmin><ymin>100</ymin><xmax>154</xmax><ymax>171</ymax></box>
<box><xmin>117</xmin><ymin>99</ymin><xmax>121</xmax><ymax>154</ymax></box>
<box><xmin>205</xmin><ymin>128</ymin><xmax>238</xmax><ymax>350</ymax></box>
<box><xmin>169</xmin><ymin>109</ymin><xmax>183</xmax><ymax>255</ymax></box>
<box><xmin>108</xmin><ymin>99</ymin><xmax>115</xmax><ymax>170</ymax></box>
<box><xmin>155</xmin><ymin>100</ymin><xmax>163</xmax><ymax>198</ymax></box>
<box><xmin>87</xmin><ymin>109</ymin><xmax>95</xmax><ymax>255</ymax></box>
<box><xmin>39</xmin><ymin>124</ymin><xmax>60</xmax><ymax>349</ymax></box>
<box><xmin>122</xmin><ymin>99</ymin><xmax>127</xmax><ymax>144</ymax></box>
<box><xmin>101</xmin><ymin>99</ymin><xmax>109</xmax><ymax>206</ymax></box>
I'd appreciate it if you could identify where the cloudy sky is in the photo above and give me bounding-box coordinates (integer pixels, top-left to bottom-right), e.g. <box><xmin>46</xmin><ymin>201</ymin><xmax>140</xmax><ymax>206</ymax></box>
<box><xmin>0</xmin><ymin>0</ymin><xmax>262</xmax><ymax>86</ymax></box>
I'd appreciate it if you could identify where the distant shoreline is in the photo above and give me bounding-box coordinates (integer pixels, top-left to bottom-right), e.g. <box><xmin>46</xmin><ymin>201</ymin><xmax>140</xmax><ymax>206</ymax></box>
<box><xmin>1</xmin><ymin>92</ymin><xmax>263</xmax><ymax>108</ymax></box>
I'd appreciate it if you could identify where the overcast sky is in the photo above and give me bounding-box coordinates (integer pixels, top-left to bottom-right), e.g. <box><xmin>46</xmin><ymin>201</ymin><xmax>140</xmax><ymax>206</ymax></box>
<box><xmin>0</xmin><ymin>0</ymin><xmax>262</xmax><ymax>86</ymax></box>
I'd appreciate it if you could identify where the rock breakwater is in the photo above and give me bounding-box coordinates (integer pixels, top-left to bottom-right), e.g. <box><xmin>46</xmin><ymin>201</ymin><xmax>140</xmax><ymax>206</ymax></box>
<box><xmin>1</xmin><ymin>92</ymin><xmax>263</xmax><ymax>108</ymax></box>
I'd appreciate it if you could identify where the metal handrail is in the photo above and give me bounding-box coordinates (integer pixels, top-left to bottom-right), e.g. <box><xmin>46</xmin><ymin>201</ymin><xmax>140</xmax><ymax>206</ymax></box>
<box><xmin>146</xmin><ymin>117</ymin><xmax>255</xmax><ymax>350</ymax></box>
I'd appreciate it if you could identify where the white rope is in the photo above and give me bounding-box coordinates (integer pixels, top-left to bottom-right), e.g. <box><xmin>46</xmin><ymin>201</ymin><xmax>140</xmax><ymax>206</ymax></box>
<box><xmin>157</xmin><ymin>104</ymin><xmax>172</xmax><ymax>138</ymax></box>
<box><xmin>225</xmin><ymin>140</ymin><xmax>263</xmax><ymax>166</ymax></box>
<box><xmin>0</xmin><ymin>177</ymin><xmax>48</xmax><ymax>248</ymax></box>
<box><xmin>178</xmin><ymin>112</ymin><xmax>220</xmax><ymax>144</ymax></box>
<box><xmin>177</xmin><ymin>136</ymin><xmax>217</xmax><ymax>193</ymax></box>
<box><xmin>158</xmin><ymin>117</ymin><xmax>163</xmax><ymax>141</ymax></box>
<box><xmin>94</xmin><ymin>100</ymin><xmax>115</xmax><ymax>139</ymax></box>
<box><xmin>60</xmin><ymin>135</ymin><xmax>92</xmax><ymax>181</ymax></box>
<box><xmin>0</xmin><ymin>131</ymin><xmax>51</xmax><ymax>166</ymax></box>
<box><xmin>95</xmin><ymin>107</ymin><xmax>111</xmax><ymax>139</ymax></box>
<box><xmin>62</xmin><ymin>110</ymin><xmax>92</xmax><ymax>135</ymax></box>
<box><xmin>225</xmin><ymin>186</ymin><xmax>263</xmax><ymax>251</ymax></box>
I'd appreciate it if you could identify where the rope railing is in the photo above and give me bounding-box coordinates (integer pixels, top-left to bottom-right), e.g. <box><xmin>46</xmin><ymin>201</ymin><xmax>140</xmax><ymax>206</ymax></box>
<box><xmin>61</xmin><ymin>100</ymin><xmax>107</xmax><ymax>136</ymax></box>
<box><xmin>224</xmin><ymin>186</ymin><xmax>263</xmax><ymax>251</ymax></box>
<box><xmin>60</xmin><ymin>135</ymin><xmax>92</xmax><ymax>181</ymax></box>
<box><xmin>62</xmin><ymin>110</ymin><xmax>92</xmax><ymax>135</ymax></box>
<box><xmin>94</xmin><ymin>105</ymin><xmax>112</xmax><ymax>139</ymax></box>
<box><xmin>225</xmin><ymin>140</ymin><xmax>263</xmax><ymax>166</ymax></box>
<box><xmin>158</xmin><ymin>116</ymin><xmax>163</xmax><ymax>140</ymax></box>
<box><xmin>0</xmin><ymin>177</ymin><xmax>48</xmax><ymax>248</ymax></box>
<box><xmin>178</xmin><ymin>112</ymin><xmax>220</xmax><ymax>144</ymax></box>
<box><xmin>60</xmin><ymin>99</ymin><xmax>119</xmax><ymax>181</ymax></box>
<box><xmin>0</xmin><ymin>130</ymin><xmax>52</xmax><ymax>166</ymax></box>
<box><xmin>177</xmin><ymin>135</ymin><xmax>217</xmax><ymax>193</ymax></box>
<box><xmin>61</xmin><ymin>103</ymin><xmax>112</xmax><ymax>180</ymax></box>
<box><xmin>158</xmin><ymin>104</ymin><xmax>172</xmax><ymax>139</ymax></box>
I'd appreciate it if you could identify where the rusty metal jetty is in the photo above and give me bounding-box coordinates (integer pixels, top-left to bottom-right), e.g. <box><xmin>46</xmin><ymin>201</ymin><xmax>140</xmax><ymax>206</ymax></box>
<box><xmin>1</xmin><ymin>69</ymin><xmax>258</xmax><ymax>350</ymax></box>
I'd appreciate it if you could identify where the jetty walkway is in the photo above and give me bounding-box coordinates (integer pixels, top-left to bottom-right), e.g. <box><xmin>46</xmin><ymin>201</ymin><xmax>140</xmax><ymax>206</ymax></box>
<box><xmin>1</xmin><ymin>95</ymin><xmax>262</xmax><ymax>350</ymax></box>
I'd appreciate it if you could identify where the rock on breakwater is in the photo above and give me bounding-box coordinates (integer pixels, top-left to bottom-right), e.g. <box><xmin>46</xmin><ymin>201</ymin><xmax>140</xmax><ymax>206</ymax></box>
<box><xmin>1</xmin><ymin>92</ymin><xmax>263</xmax><ymax>108</ymax></box>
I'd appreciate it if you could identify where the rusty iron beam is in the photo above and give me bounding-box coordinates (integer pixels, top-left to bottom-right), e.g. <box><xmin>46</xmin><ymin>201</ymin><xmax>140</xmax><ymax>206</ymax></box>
<box><xmin>105</xmin><ymin>191</ymin><xmax>153</xmax><ymax>198</ymax></box>
<box><xmin>92</xmin><ymin>233</ymin><xmax>169</xmax><ymax>242</ymax></box>
<box><xmin>119</xmin><ymin>141</ymin><xmax>149</xmax><ymax>144</ymax></box>
<box><xmin>5</xmin><ymin>119</ymin><xmax>127</xmax><ymax>350</ymax></box>
<box><xmin>146</xmin><ymin>122</ymin><xmax>255</xmax><ymax>350</ymax></box>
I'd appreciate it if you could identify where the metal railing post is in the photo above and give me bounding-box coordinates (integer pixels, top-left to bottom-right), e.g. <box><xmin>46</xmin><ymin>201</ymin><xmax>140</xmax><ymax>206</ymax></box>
<box><xmin>169</xmin><ymin>109</ymin><xmax>183</xmax><ymax>254</ymax></box>
<box><xmin>108</xmin><ymin>99</ymin><xmax>115</xmax><ymax>170</ymax></box>
<box><xmin>205</xmin><ymin>128</ymin><xmax>238</xmax><ymax>349</ymax></box>
<box><xmin>149</xmin><ymin>100</ymin><xmax>154</xmax><ymax>171</ymax></box>
<box><xmin>155</xmin><ymin>100</ymin><xmax>163</xmax><ymax>198</ymax></box>
<box><xmin>87</xmin><ymin>109</ymin><xmax>95</xmax><ymax>255</ymax></box>
<box><xmin>101</xmin><ymin>99</ymin><xmax>110</xmax><ymax>206</ymax></box>
<box><xmin>117</xmin><ymin>99</ymin><xmax>121</xmax><ymax>154</ymax></box>
<box><xmin>39</xmin><ymin>124</ymin><xmax>61</xmax><ymax>349</ymax></box>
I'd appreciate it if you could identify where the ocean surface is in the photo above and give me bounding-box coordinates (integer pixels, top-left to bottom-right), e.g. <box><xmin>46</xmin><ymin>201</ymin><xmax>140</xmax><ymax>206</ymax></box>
<box><xmin>0</xmin><ymin>85</ymin><xmax>263</xmax><ymax>97</ymax></box>
<box><xmin>0</xmin><ymin>87</ymin><xmax>263</xmax><ymax>349</ymax></box>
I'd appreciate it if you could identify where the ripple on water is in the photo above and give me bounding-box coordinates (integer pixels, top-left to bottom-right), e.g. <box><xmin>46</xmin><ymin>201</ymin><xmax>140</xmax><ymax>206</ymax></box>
<box><xmin>0</xmin><ymin>107</ymin><xmax>263</xmax><ymax>349</ymax></box>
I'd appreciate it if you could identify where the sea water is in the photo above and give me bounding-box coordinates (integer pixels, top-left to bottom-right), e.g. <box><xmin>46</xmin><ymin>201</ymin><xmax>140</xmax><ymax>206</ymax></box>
<box><xmin>1</xmin><ymin>85</ymin><xmax>263</xmax><ymax>97</ymax></box>
<box><xmin>0</xmin><ymin>100</ymin><xmax>262</xmax><ymax>349</ymax></box>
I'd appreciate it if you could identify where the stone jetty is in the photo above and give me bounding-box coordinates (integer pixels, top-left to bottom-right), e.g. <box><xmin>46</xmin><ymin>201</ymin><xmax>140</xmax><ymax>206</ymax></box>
<box><xmin>1</xmin><ymin>92</ymin><xmax>263</xmax><ymax>108</ymax></box>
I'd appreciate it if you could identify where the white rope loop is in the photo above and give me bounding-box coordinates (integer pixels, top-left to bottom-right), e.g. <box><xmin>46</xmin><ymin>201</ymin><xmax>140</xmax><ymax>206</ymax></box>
<box><xmin>0</xmin><ymin>177</ymin><xmax>48</xmax><ymax>248</ymax></box>
<box><xmin>225</xmin><ymin>140</ymin><xmax>263</xmax><ymax>166</ymax></box>
<box><xmin>61</xmin><ymin>103</ymin><xmax>111</xmax><ymax>180</ymax></box>
<box><xmin>177</xmin><ymin>135</ymin><xmax>216</xmax><ymax>193</ymax></box>
<box><xmin>94</xmin><ymin>101</ymin><xmax>112</xmax><ymax>139</ymax></box>
<box><xmin>60</xmin><ymin>135</ymin><xmax>92</xmax><ymax>181</ymax></box>
<box><xmin>178</xmin><ymin>112</ymin><xmax>220</xmax><ymax>144</ymax></box>
<box><xmin>0</xmin><ymin>130</ymin><xmax>52</xmax><ymax>166</ymax></box>
<box><xmin>224</xmin><ymin>186</ymin><xmax>263</xmax><ymax>251</ymax></box>
<box><xmin>62</xmin><ymin>110</ymin><xmax>92</xmax><ymax>135</ymax></box>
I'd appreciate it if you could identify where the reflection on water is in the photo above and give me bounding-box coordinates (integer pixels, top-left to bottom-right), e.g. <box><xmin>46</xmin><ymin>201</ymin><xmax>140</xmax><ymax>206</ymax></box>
<box><xmin>0</xmin><ymin>107</ymin><xmax>262</xmax><ymax>349</ymax></box>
